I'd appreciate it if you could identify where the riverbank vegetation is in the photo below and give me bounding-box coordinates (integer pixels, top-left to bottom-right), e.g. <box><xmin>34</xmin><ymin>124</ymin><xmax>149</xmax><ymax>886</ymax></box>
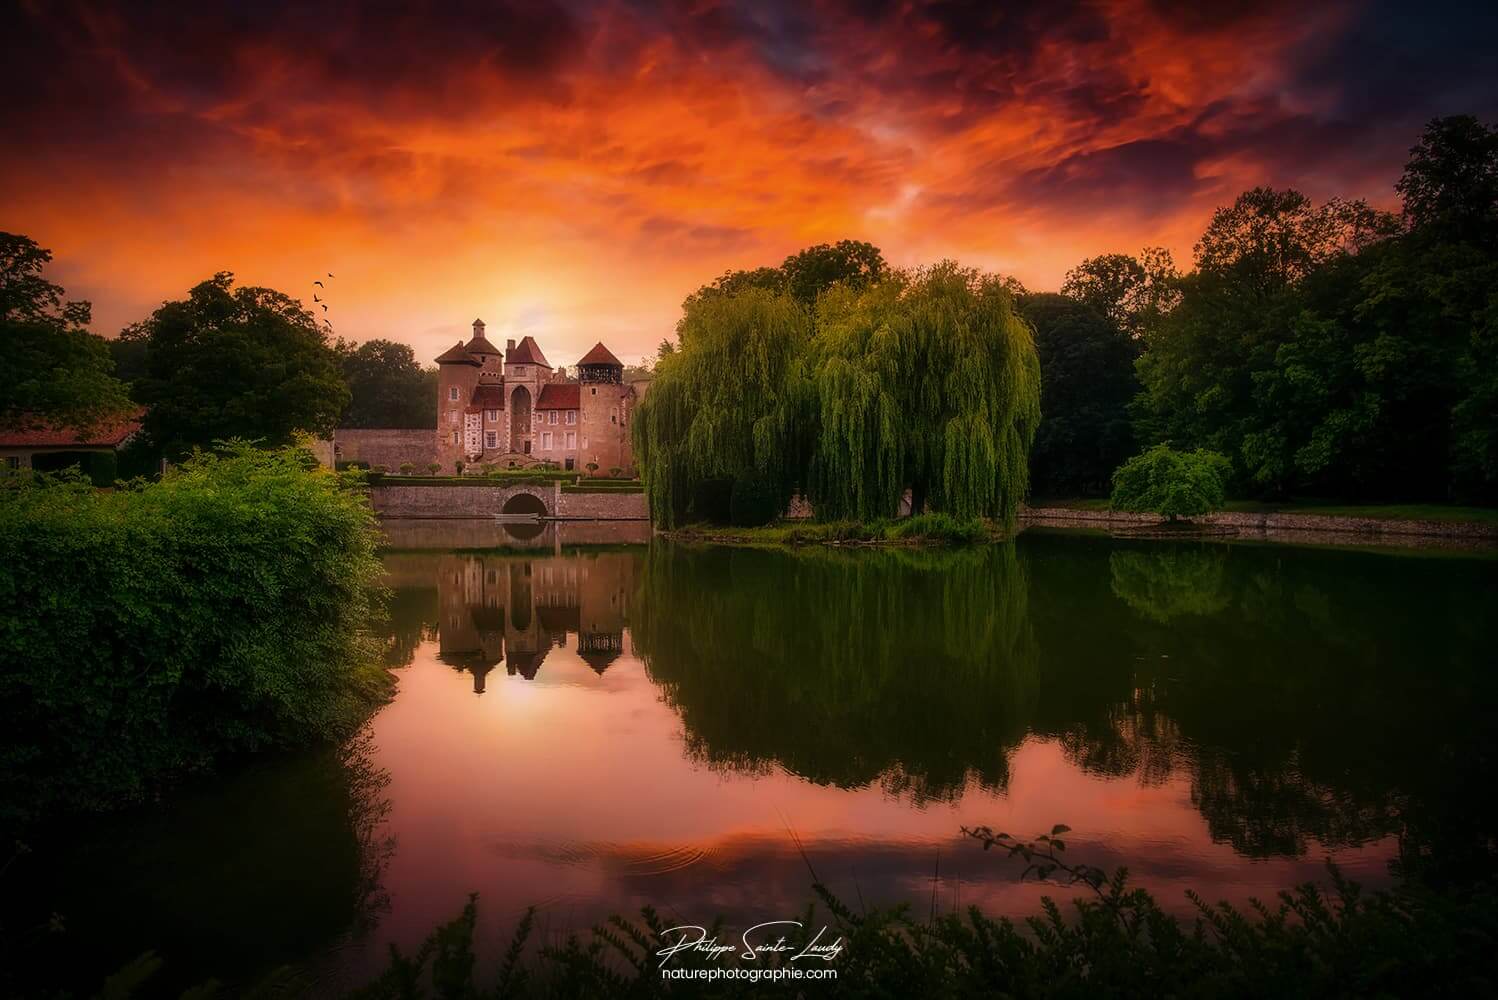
<box><xmin>663</xmin><ymin>512</ymin><xmax>991</xmax><ymax>547</ymax></box>
<box><xmin>46</xmin><ymin>845</ymin><xmax>1498</xmax><ymax>998</ymax></box>
<box><xmin>0</xmin><ymin>444</ymin><xmax>390</xmax><ymax>825</ymax></box>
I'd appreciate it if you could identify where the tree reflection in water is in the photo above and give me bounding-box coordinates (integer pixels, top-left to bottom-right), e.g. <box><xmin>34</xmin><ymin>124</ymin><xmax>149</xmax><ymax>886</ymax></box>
<box><xmin>632</xmin><ymin>534</ymin><xmax>1498</xmax><ymax>882</ymax></box>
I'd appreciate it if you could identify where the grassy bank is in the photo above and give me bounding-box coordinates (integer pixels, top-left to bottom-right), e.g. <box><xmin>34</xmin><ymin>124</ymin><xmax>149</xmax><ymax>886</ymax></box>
<box><xmin>662</xmin><ymin>512</ymin><xmax>994</xmax><ymax>546</ymax></box>
<box><xmin>1032</xmin><ymin>498</ymin><xmax>1498</xmax><ymax>524</ymax></box>
<box><xmin>0</xmin><ymin>444</ymin><xmax>391</xmax><ymax>825</ymax></box>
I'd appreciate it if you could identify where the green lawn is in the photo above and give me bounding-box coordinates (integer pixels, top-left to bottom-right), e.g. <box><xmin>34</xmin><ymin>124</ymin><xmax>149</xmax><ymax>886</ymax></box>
<box><xmin>1030</xmin><ymin>498</ymin><xmax>1498</xmax><ymax>524</ymax></box>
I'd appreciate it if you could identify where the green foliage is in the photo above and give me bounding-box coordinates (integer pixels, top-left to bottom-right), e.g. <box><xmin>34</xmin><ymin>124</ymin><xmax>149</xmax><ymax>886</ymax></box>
<box><xmin>0</xmin><ymin>232</ymin><xmax>133</xmax><ymax>432</ymax></box>
<box><xmin>809</xmin><ymin>264</ymin><xmax>1040</xmax><ymax>525</ymax></box>
<box><xmin>0</xmin><ymin>444</ymin><xmax>390</xmax><ymax>822</ymax></box>
<box><xmin>1020</xmin><ymin>293</ymin><xmax>1139</xmax><ymax>497</ymax></box>
<box><xmin>1110</xmin><ymin>445</ymin><xmax>1231</xmax><ymax>520</ymax></box>
<box><xmin>1061</xmin><ymin>246</ymin><xmax>1180</xmax><ymax>338</ymax></box>
<box><xmin>336</xmin><ymin>339</ymin><xmax>438</xmax><ymax>429</ymax></box>
<box><xmin>427</xmin><ymin>463</ymin><xmax>441</xmax><ymax>475</ymax></box>
<box><xmin>1127</xmin><ymin>118</ymin><xmax>1498</xmax><ymax>502</ymax></box>
<box><xmin>132</xmin><ymin>273</ymin><xmax>350</xmax><ymax>457</ymax></box>
<box><xmin>637</xmin><ymin>261</ymin><xmax>1040</xmax><ymax>530</ymax></box>
<box><xmin>633</xmin><ymin>287</ymin><xmax>813</xmax><ymax>525</ymax></box>
<box><xmin>729</xmin><ymin>469</ymin><xmax>778</xmax><ymax>526</ymax></box>
<box><xmin>889</xmin><ymin>512</ymin><xmax>988</xmax><ymax>544</ymax></box>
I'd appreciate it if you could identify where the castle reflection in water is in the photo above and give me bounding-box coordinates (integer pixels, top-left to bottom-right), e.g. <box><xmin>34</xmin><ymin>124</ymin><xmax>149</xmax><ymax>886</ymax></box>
<box><xmin>432</xmin><ymin>551</ymin><xmax>636</xmax><ymax>692</ymax></box>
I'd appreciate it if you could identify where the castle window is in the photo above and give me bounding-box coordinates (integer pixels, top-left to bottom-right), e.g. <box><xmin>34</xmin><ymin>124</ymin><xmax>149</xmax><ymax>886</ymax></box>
<box><xmin>590</xmin><ymin>387</ymin><xmax>597</xmax><ymax>396</ymax></box>
<box><xmin>581</xmin><ymin>436</ymin><xmax>588</xmax><ymax>448</ymax></box>
<box><xmin>448</xmin><ymin>410</ymin><xmax>459</xmax><ymax>425</ymax></box>
<box><xmin>565</xmin><ymin>457</ymin><xmax>574</xmax><ymax>471</ymax></box>
<box><xmin>541</xmin><ymin>431</ymin><xmax>553</xmax><ymax>450</ymax></box>
<box><xmin>451</xmin><ymin>431</ymin><xmax>459</xmax><ymax>444</ymax></box>
<box><xmin>548</xmin><ymin>411</ymin><xmax>557</xmax><ymax>425</ymax></box>
<box><xmin>449</xmin><ymin>387</ymin><xmax>459</xmax><ymax>401</ymax></box>
<box><xmin>486</xmin><ymin>409</ymin><xmax>499</xmax><ymax>422</ymax></box>
<box><xmin>565</xmin><ymin>431</ymin><xmax>576</xmax><ymax>449</ymax></box>
<box><xmin>565</xmin><ymin>410</ymin><xmax>576</xmax><ymax>425</ymax></box>
<box><xmin>485</xmin><ymin>431</ymin><xmax>497</xmax><ymax>449</ymax></box>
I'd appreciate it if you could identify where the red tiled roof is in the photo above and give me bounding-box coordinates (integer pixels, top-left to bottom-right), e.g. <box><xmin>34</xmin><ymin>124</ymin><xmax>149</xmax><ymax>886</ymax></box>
<box><xmin>465</xmin><ymin>333</ymin><xmax>503</xmax><ymax>356</ymax></box>
<box><xmin>506</xmin><ymin>336</ymin><xmax>550</xmax><ymax>367</ymax></box>
<box><xmin>435</xmin><ymin>341</ymin><xmax>480</xmax><ymax>365</ymax></box>
<box><xmin>576</xmin><ymin>342</ymin><xmax>623</xmax><ymax>367</ymax></box>
<box><xmin>471</xmin><ymin>383</ymin><xmax>506</xmax><ymax>409</ymax></box>
<box><xmin>0</xmin><ymin>409</ymin><xmax>144</xmax><ymax>448</ymax></box>
<box><xmin>535</xmin><ymin>383</ymin><xmax>580</xmax><ymax>409</ymax></box>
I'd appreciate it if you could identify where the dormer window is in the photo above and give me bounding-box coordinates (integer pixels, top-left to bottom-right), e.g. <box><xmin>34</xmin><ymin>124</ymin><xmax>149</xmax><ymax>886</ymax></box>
<box><xmin>448</xmin><ymin>387</ymin><xmax>459</xmax><ymax>401</ymax></box>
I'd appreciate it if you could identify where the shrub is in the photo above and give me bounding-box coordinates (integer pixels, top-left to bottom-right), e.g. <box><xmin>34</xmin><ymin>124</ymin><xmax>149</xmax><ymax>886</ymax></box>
<box><xmin>371</xmin><ymin>464</ymin><xmax>388</xmax><ymax>474</ymax></box>
<box><xmin>609</xmin><ymin>466</ymin><xmax>623</xmax><ymax>478</ymax></box>
<box><xmin>730</xmin><ymin>470</ymin><xmax>779</xmax><ymax>526</ymax></box>
<box><xmin>1110</xmin><ymin>445</ymin><xmax>1232</xmax><ymax>521</ymax></box>
<box><xmin>427</xmin><ymin>462</ymin><xmax>441</xmax><ymax>475</ymax></box>
<box><xmin>0</xmin><ymin>443</ymin><xmax>390</xmax><ymax>822</ymax></box>
<box><xmin>454</xmin><ymin>459</ymin><xmax>464</xmax><ymax>476</ymax></box>
<box><xmin>398</xmin><ymin>462</ymin><xmax>414</xmax><ymax>475</ymax></box>
<box><xmin>585</xmin><ymin>462</ymin><xmax>599</xmax><ymax>476</ymax></box>
<box><xmin>892</xmin><ymin>512</ymin><xmax>988</xmax><ymax>544</ymax></box>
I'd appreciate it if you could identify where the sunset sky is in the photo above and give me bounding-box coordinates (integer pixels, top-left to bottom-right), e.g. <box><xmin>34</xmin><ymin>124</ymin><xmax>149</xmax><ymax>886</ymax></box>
<box><xmin>5</xmin><ymin>0</ymin><xmax>1496</xmax><ymax>365</ymax></box>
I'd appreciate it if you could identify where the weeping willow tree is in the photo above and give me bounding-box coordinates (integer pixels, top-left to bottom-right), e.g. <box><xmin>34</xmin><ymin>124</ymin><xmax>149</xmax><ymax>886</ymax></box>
<box><xmin>631</xmin><ymin>287</ymin><xmax>814</xmax><ymax>526</ymax></box>
<box><xmin>809</xmin><ymin>263</ymin><xmax>1041</xmax><ymax>526</ymax></box>
<box><xmin>635</xmin><ymin>261</ymin><xmax>1040</xmax><ymax>527</ymax></box>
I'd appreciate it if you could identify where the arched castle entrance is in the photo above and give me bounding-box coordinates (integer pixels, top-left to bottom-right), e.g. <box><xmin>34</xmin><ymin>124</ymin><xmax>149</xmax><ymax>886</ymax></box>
<box><xmin>510</xmin><ymin>385</ymin><xmax>531</xmax><ymax>453</ymax></box>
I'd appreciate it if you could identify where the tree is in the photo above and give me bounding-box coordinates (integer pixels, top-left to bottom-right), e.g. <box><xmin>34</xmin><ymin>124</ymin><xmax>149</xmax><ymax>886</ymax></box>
<box><xmin>1110</xmin><ymin>445</ymin><xmax>1231</xmax><ymax>521</ymax></box>
<box><xmin>780</xmin><ymin>240</ymin><xmax>888</xmax><ymax>306</ymax></box>
<box><xmin>0</xmin><ymin>232</ymin><xmax>132</xmax><ymax>431</ymax></box>
<box><xmin>1396</xmin><ymin>115</ymin><xmax>1498</xmax><ymax>244</ymax></box>
<box><xmin>133</xmin><ymin>273</ymin><xmax>349</xmax><ymax>456</ymax></box>
<box><xmin>632</xmin><ymin>287</ymin><xmax>813</xmax><ymax>525</ymax></box>
<box><xmin>1019</xmin><ymin>294</ymin><xmax>1138</xmax><ymax>497</ymax></box>
<box><xmin>336</xmin><ymin>338</ymin><xmax>437</xmax><ymax>428</ymax></box>
<box><xmin>1061</xmin><ymin>247</ymin><xmax>1180</xmax><ymax>339</ymax></box>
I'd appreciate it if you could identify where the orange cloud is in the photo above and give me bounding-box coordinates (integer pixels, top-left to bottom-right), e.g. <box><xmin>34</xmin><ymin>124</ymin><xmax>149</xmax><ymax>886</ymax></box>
<box><xmin>2</xmin><ymin>0</ymin><xmax>1492</xmax><ymax>364</ymax></box>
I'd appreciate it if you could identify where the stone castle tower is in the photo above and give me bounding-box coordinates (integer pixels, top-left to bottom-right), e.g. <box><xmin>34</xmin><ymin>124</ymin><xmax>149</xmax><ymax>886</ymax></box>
<box><xmin>435</xmin><ymin>319</ymin><xmax>637</xmax><ymax>474</ymax></box>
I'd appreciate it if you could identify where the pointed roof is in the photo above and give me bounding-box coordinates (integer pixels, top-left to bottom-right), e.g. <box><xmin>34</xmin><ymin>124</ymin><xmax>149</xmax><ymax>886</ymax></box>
<box><xmin>577</xmin><ymin>342</ymin><xmax>623</xmax><ymax>367</ymax></box>
<box><xmin>435</xmin><ymin>341</ymin><xmax>480</xmax><ymax>365</ymax></box>
<box><xmin>465</xmin><ymin>333</ymin><xmax>503</xmax><ymax>356</ymax></box>
<box><xmin>506</xmin><ymin>336</ymin><xmax>551</xmax><ymax>367</ymax></box>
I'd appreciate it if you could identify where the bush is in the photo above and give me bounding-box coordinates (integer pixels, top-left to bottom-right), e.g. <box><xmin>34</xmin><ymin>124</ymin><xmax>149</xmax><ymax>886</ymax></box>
<box><xmin>892</xmin><ymin>512</ymin><xmax>988</xmax><ymax>544</ymax></box>
<box><xmin>454</xmin><ymin>459</ymin><xmax>464</xmax><ymax>475</ymax></box>
<box><xmin>609</xmin><ymin>466</ymin><xmax>623</xmax><ymax>478</ymax></box>
<box><xmin>398</xmin><ymin>462</ymin><xmax>414</xmax><ymax>475</ymax></box>
<box><xmin>1110</xmin><ymin>445</ymin><xmax>1232</xmax><ymax>521</ymax></box>
<box><xmin>730</xmin><ymin>470</ymin><xmax>780</xmax><ymax>526</ymax></box>
<box><xmin>427</xmin><ymin>462</ymin><xmax>441</xmax><ymax>475</ymax></box>
<box><xmin>0</xmin><ymin>444</ymin><xmax>390</xmax><ymax>823</ymax></box>
<box><xmin>585</xmin><ymin>462</ymin><xmax>599</xmax><ymax>476</ymax></box>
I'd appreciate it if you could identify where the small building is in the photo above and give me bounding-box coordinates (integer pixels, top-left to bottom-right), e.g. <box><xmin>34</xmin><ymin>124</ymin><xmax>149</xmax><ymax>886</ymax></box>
<box><xmin>434</xmin><ymin>320</ymin><xmax>638</xmax><ymax>475</ymax></box>
<box><xmin>0</xmin><ymin>411</ymin><xmax>144</xmax><ymax>483</ymax></box>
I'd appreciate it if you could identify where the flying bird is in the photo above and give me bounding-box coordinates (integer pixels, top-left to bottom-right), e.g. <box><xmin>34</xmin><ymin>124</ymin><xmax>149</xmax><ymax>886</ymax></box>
<box><xmin>321</xmin><ymin>304</ymin><xmax>328</xmax><ymax>312</ymax></box>
<box><xmin>313</xmin><ymin>294</ymin><xmax>322</xmax><ymax>303</ymax></box>
<box><xmin>327</xmin><ymin>272</ymin><xmax>335</xmax><ymax>278</ymax></box>
<box><xmin>313</xmin><ymin>280</ymin><xmax>324</xmax><ymax>288</ymax></box>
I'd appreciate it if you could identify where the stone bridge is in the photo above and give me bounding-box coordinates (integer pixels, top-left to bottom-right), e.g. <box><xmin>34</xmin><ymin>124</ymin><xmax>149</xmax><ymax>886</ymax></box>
<box><xmin>368</xmin><ymin>481</ymin><xmax>649</xmax><ymax>521</ymax></box>
<box><xmin>368</xmin><ymin>481</ymin><xmax>561</xmax><ymax>519</ymax></box>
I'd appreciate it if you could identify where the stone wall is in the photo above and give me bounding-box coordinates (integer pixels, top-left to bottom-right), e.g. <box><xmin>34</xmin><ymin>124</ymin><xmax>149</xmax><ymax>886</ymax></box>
<box><xmin>1021</xmin><ymin>505</ymin><xmax>1498</xmax><ymax>541</ymax></box>
<box><xmin>555</xmin><ymin>489</ymin><xmax>648</xmax><ymax>520</ymax></box>
<box><xmin>334</xmin><ymin>429</ymin><xmax>436</xmax><ymax>470</ymax></box>
<box><xmin>379</xmin><ymin>518</ymin><xmax>651</xmax><ymax>551</ymax></box>
<box><xmin>369</xmin><ymin>481</ymin><xmax>647</xmax><ymax>520</ymax></box>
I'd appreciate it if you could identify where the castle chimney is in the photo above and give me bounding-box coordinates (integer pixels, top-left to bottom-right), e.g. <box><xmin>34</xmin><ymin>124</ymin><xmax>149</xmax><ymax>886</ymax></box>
<box><xmin>506</xmin><ymin>338</ymin><xmax>516</xmax><ymax>351</ymax></box>
<box><xmin>473</xmin><ymin>318</ymin><xmax>485</xmax><ymax>335</ymax></box>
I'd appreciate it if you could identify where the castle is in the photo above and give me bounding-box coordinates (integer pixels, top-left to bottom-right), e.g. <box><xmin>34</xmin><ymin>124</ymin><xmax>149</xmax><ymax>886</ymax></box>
<box><xmin>436</xmin><ymin>320</ymin><xmax>638</xmax><ymax>474</ymax></box>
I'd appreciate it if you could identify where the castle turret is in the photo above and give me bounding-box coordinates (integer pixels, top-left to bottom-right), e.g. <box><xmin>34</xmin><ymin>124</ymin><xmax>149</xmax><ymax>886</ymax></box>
<box><xmin>435</xmin><ymin>341</ymin><xmax>481</xmax><ymax>471</ymax></box>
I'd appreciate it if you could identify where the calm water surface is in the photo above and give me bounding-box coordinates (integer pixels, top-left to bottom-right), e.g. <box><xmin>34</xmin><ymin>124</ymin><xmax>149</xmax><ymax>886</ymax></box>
<box><xmin>12</xmin><ymin>525</ymin><xmax>1498</xmax><ymax>993</ymax></box>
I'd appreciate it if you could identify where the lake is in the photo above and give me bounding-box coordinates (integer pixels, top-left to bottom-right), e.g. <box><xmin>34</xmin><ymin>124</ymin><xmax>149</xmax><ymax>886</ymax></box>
<box><xmin>9</xmin><ymin>525</ymin><xmax>1498</xmax><ymax>994</ymax></box>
